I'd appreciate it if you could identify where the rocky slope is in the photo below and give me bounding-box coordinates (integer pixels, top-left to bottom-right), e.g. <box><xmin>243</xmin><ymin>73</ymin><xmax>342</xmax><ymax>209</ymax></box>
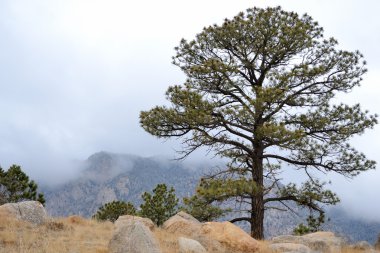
<box><xmin>43</xmin><ymin>152</ymin><xmax>203</xmax><ymax>217</ymax></box>
<box><xmin>42</xmin><ymin>151</ymin><xmax>380</xmax><ymax>243</ymax></box>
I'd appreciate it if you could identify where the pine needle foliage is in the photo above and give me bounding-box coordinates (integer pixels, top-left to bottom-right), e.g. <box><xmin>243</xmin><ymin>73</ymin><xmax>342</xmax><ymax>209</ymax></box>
<box><xmin>92</xmin><ymin>200</ymin><xmax>136</xmax><ymax>222</ymax></box>
<box><xmin>140</xmin><ymin>184</ymin><xmax>178</xmax><ymax>226</ymax></box>
<box><xmin>182</xmin><ymin>193</ymin><xmax>228</xmax><ymax>222</ymax></box>
<box><xmin>0</xmin><ymin>165</ymin><xmax>45</xmax><ymax>205</ymax></box>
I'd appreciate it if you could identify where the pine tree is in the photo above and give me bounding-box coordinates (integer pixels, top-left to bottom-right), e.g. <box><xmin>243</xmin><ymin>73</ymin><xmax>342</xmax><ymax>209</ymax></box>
<box><xmin>140</xmin><ymin>6</ymin><xmax>377</xmax><ymax>239</ymax></box>
<box><xmin>139</xmin><ymin>184</ymin><xmax>178</xmax><ymax>226</ymax></box>
<box><xmin>0</xmin><ymin>165</ymin><xmax>45</xmax><ymax>205</ymax></box>
<box><xmin>92</xmin><ymin>200</ymin><xmax>136</xmax><ymax>222</ymax></box>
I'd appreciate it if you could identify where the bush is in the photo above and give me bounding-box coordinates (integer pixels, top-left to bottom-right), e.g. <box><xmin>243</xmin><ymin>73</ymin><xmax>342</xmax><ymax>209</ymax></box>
<box><xmin>92</xmin><ymin>200</ymin><xmax>136</xmax><ymax>222</ymax></box>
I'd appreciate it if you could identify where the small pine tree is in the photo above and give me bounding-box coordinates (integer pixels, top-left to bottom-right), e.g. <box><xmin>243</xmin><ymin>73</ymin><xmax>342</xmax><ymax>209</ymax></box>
<box><xmin>92</xmin><ymin>200</ymin><xmax>136</xmax><ymax>222</ymax></box>
<box><xmin>139</xmin><ymin>184</ymin><xmax>178</xmax><ymax>226</ymax></box>
<box><xmin>0</xmin><ymin>165</ymin><xmax>45</xmax><ymax>205</ymax></box>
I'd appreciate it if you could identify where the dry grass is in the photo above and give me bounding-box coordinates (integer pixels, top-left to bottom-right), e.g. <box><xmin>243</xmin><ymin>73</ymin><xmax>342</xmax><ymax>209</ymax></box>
<box><xmin>0</xmin><ymin>212</ymin><xmax>113</xmax><ymax>253</ymax></box>
<box><xmin>256</xmin><ymin>240</ymin><xmax>274</xmax><ymax>253</ymax></box>
<box><xmin>0</xmin><ymin>211</ymin><xmax>372</xmax><ymax>253</ymax></box>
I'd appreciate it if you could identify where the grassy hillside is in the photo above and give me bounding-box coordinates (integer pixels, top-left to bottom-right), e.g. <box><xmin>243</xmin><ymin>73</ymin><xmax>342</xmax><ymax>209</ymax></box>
<box><xmin>0</xmin><ymin>209</ymin><xmax>373</xmax><ymax>253</ymax></box>
<box><xmin>0</xmin><ymin>210</ymin><xmax>113</xmax><ymax>253</ymax></box>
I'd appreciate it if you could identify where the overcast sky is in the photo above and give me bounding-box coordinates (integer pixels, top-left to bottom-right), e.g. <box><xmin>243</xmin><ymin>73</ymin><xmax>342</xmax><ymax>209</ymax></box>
<box><xmin>0</xmin><ymin>0</ymin><xmax>379</xmax><ymax>220</ymax></box>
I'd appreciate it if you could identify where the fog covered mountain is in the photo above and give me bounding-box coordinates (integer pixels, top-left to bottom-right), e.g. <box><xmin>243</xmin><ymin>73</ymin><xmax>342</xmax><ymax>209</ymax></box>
<box><xmin>42</xmin><ymin>151</ymin><xmax>380</xmax><ymax>243</ymax></box>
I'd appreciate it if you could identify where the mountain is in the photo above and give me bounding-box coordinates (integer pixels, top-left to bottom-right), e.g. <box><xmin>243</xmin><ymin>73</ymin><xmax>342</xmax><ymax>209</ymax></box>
<box><xmin>43</xmin><ymin>152</ymin><xmax>204</xmax><ymax>217</ymax></box>
<box><xmin>42</xmin><ymin>151</ymin><xmax>380</xmax><ymax>243</ymax></box>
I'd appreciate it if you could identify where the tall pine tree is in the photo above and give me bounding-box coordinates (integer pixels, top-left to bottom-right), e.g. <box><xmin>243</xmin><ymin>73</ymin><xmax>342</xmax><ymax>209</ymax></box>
<box><xmin>140</xmin><ymin>7</ymin><xmax>377</xmax><ymax>239</ymax></box>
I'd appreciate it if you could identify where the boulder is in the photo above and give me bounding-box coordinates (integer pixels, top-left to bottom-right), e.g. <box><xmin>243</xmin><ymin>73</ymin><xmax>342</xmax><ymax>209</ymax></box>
<box><xmin>116</xmin><ymin>215</ymin><xmax>156</xmax><ymax>231</ymax></box>
<box><xmin>270</xmin><ymin>242</ymin><xmax>312</xmax><ymax>253</ymax></box>
<box><xmin>200</xmin><ymin>221</ymin><xmax>259</xmax><ymax>253</ymax></box>
<box><xmin>163</xmin><ymin>212</ymin><xmax>259</xmax><ymax>253</ymax></box>
<box><xmin>178</xmin><ymin>237</ymin><xmax>207</xmax><ymax>253</ymax></box>
<box><xmin>272</xmin><ymin>232</ymin><xmax>343</xmax><ymax>253</ymax></box>
<box><xmin>109</xmin><ymin>217</ymin><xmax>161</xmax><ymax>253</ymax></box>
<box><xmin>162</xmin><ymin>211</ymin><xmax>202</xmax><ymax>236</ymax></box>
<box><xmin>0</xmin><ymin>201</ymin><xmax>47</xmax><ymax>225</ymax></box>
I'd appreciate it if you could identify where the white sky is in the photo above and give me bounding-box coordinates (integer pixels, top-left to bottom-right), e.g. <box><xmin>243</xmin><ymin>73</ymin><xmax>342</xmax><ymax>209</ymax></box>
<box><xmin>0</xmin><ymin>0</ymin><xmax>379</xmax><ymax>220</ymax></box>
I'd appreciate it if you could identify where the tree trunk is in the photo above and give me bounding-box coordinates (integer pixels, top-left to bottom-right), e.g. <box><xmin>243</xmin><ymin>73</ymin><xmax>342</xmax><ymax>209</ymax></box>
<box><xmin>251</xmin><ymin>194</ymin><xmax>264</xmax><ymax>239</ymax></box>
<box><xmin>251</xmin><ymin>143</ymin><xmax>264</xmax><ymax>239</ymax></box>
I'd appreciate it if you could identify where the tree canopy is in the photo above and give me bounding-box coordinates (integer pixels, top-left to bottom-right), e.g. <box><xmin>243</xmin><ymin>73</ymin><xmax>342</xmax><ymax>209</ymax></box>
<box><xmin>0</xmin><ymin>165</ymin><xmax>45</xmax><ymax>205</ymax></box>
<box><xmin>140</xmin><ymin>6</ymin><xmax>377</xmax><ymax>239</ymax></box>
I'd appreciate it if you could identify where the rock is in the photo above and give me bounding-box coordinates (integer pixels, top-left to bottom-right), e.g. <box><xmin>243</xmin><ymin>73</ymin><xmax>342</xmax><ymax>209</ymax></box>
<box><xmin>200</xmin><ymin>221</ymin><xmax>259</xmax><ymax>253</ymax></box>
<box><xmin>116</xmin><ymin>215</ymin><xmax>156</xmax><ymax>231</ymax></box>
<box><xmin>163</xmin><ymin>212</ymin><xmax>259</xmax><ymax>253</ymax></box>
<box><xmin>0</xmin><ymin>201</ymin><xmax>47</xmax><ymax>225</ymax></box>
<box><xmin>270</xmin><ymin>242</ymin><xmax>312</xmax><ymax>253</ymax></box>
<box><xmin>162</xmin><ymin>211</ymin><xmax>202</xmax><ymax>236</ymax></box>
<box><xmin>163</xmin><ymin>212</ymin><xmax>225</xmax><ymax>252</ymax></box>
<box><xmin>272</xmin><ymin>232</ymin><xmax>343</xmax><ymax>253</ymax></box>
<box><xmin>109</xmin><ymin>217</ymin><xmax>161</xmax><ymax>253</ymax></box>
<box><xmin>178</xmin><ymin>237</ymin><xmax>207</xmax><ymax>253</ymax></box>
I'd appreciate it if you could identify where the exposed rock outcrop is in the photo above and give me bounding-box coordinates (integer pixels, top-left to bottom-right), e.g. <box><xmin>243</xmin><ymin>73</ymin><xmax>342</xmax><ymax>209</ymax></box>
<box><xmin>163</xmin><ymin>212</ymin><xmax>259</xmax><ymax>253</ymax></box>
<box><xmin>200</xmin><ymin>221</ymin><xmax>259</xmax><ymax>253</ymax></box>
<box><xmin>0</xmin><ymin>201</ymin><xmax>47</xmax><ymax>225</ymax></box>
<box><xmin>163</xmin><ymin>211</ymin><xmax>202</xmax><ymax>236</ymax></box>
<box><xmin>116</xmin><ymin>215</ymin><xmax>156</xmax><ymax>231</ymax></box>
<box><xmin>109</xmin><ymin>216</ymin><xmax>161</xmax><ymax>253</ymax></box>
<box><xmin>271</xmin><ymin>232</ymin><xmax>343</xmax><ymax>253</ymax></box>
<box><xmin>178</xmin><ymin>237</ymin><xmax>207</xmax><ymax>253</ymax></box>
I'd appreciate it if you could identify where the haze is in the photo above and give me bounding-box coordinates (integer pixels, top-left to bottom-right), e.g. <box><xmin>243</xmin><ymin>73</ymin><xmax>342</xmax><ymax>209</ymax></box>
<box><xmin>0</xmin><ymin>0</ymin><xmax>379</xmax><ymax>220</ymax></box>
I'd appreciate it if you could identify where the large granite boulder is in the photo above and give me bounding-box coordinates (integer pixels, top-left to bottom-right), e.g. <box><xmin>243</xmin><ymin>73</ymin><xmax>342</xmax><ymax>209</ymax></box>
<box><xmin>178</xmin><ymin>237</ymin><xmax>207</xmax><ymax>253</ymax></box>
<box><xmin>116</xmin><ymin>215</ymin><xmax>156</xmax><ymax>231</ymax></box>
<box><xmin>200</xmin><ymin>221</ymin><xmax>259</xmax><ymax>253</ymax></box>
<box><xmin>162</xmin><ymin>211</ymin><xmax>202</xmax><ymax>237</ymax></box>
<box><xmin>163</xmin><ymin>212</ymin><xmax>259</xmax><ymax>253</ymax></box>
<box><xmin>0</xmin><ymin>201</ymin><xmax>47</xmax><ymax>225</ymax></box>
<box><xmin>109</xmin><ymin>216</ymin><xmax>161</xmax><ymax>253</ymax></box>
<box><xmin>271</xmin><ymin>232</ymin><xmax>343</xmax><ymax>253</ymax></box>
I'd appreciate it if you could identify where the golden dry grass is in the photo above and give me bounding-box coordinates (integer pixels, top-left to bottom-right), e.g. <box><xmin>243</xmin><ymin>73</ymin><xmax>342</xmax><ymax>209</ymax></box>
<box><xmin>256</xmin><ymin>240</ymin><xmax>274</xmax><ymax>253</ymax></box>
<box><xmin>0</xmin><ymin>210</ymin><xmax>373</xmax><ymax>253</ymax></box>
<box><xmin>0</xmin><ymin>212</ymin><xmax>113</xmax><ymax>253</ymax></box>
